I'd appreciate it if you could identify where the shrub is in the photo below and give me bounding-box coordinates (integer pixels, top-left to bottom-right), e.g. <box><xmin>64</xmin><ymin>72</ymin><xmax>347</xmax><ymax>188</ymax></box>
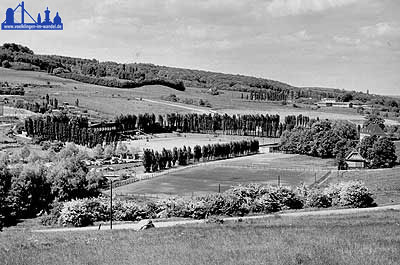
<box><xmin>112</xmin><ymin>199</ymin><xmax>142</xmax><ymax>221</ymax></box>
<box><xmin>58</xmin><ymin>198</ymin><xmax>107</xmax><ymax>227</ymax></box>
<box><xmin>323</xmin><ymin>181</ymin><xmax>375</xmax><ymax>208</ymax></box>
<box><xmin>253</xmin><ymin>194</ymin><xmax>281</xmax><ymax>213</ymax></box>
<box><xmin>2</xmin><ymin>60</ymin><xmax>11</xmax><ymax>68</ymax></box>
<box><xmin>330</xmin><ymin>181</ymin><xmax>375</xmax><ymax>208</ymax></box>
<box><xmin>305</xmin><ymin>190</ymin><xmax>332</xmax><ymax>208</ymax></box>
<box><xmin>227</xmin><ymin>183</ymin><xmax>270</xmax><ymax>201</ymax></box>
<box><xmin>202</xmin><ymin>193</ymin><xmax>251</xmax><ymax>217</ymax></box>
<box><xmin>40</xmin><ymin>201</ymin><xmax>64</xmax><ymax>226</ymax></box>
<box><xmin>252</xmin><ymin>186</ymin><xmax>303</xmax><ymax>212</ymax></box>
<box><xmin>53</xmin><ymin>181</ymin><xmax>375</xmax><ymax>227</ymax></box>
<box><xmin>268</xmin><ymin>186</ymin><xmax>304</xmax><ymax>210</ymax></box>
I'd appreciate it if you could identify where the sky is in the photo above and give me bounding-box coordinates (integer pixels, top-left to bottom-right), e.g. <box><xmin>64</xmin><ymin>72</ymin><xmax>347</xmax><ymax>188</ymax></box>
<box><xmin>0</xmin><ymin>0</ymin><xmax>399</xmax><ymax>95</ymax></box>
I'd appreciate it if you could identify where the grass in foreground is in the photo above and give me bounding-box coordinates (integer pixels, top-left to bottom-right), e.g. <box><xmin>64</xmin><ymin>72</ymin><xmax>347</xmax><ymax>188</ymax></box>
<box><xmin>1</xmin><ymin>210</ymin><xmax>399</xmax><ymax>265</ymax></box>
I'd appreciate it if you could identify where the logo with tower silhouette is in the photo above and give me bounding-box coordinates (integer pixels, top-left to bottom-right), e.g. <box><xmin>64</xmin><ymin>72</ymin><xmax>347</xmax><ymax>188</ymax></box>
<box><xmin>2</xmin><ymin>1</ymin><xmax>63</xmax><ymax>30</ymax></box>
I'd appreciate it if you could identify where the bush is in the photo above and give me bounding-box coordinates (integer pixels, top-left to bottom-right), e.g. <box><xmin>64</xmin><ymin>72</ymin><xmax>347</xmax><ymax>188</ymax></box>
<box><xmin>2</xmin><ymin>60</ymin><xmax>11</xmax><ymax>68</ymax></box>
<box><xmin>53</xmin><ymin>181</ymin><xmax>375</xmax><ymax>227</ymax></box>
<box><xmin>203</xmin><ymin>193</ymin><xmax>251</xmax><ymax>217</ymax></box>
<box><xmin>269</xmin><ymin>186</ymin><xmax>304</xmax><ymax>210</ymax></box>
<box><xmin>113</xmin><ymin>199</ymin><xmax>142</xmax><ymax>221</ymax></box>
<box><xmin>40</xmin><ymin>201</ymin><xmax>64</xmax><ymax>226</ymax></box>
<box><xmin>58</xmin><ymin>198</ymin><xmax>107</xmax><ymax>227</ymax></box>
<box><xmin>305</xmin><ymin>190</ymin><xmax>332</xmax><ymax>208</ymax></box>
<box><xmin>228</xmin><ymin>183</ymin><xmax>270</xmax><ymax>201</ymax></box>
<box><xmin>325</xmin><ymin>181</ymin><xmax>375</xmax><ymax>208</ymax></box>
<box><xmin>253</xmin><ymin>194</ymin><xmax>281</xmax><ymax>213</ymax></box>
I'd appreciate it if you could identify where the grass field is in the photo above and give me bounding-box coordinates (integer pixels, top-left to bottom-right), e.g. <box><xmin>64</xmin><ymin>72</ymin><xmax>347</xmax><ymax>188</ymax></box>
<box><xmin>123</xmin><ymin>133</ymin><xmax>279</xmax><ymax>153</ymax></box>
<box><xmin>113</xmin><ymin>153</ymin><xmax>334</xmax><ymax>197</ymax></box>
<box><xmin>324</xmin><ymin>167</ymin><xmax>400</xmax><ymax>205</ymax></box>
<box><xmin>1</xmin><ymin>210</ymin><xmax>399</xmax><ymax>265</ymax></box>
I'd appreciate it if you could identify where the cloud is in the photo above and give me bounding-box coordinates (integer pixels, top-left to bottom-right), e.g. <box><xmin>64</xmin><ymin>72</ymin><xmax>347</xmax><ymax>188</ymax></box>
<box><xmin>360</xmin><ymin>22</ymin><xmax>400</xmax><ymax>38</ymax></box>
<box><xmin>333</xmin><ymin>36</ymin><xmax>361</xmax><ymax>46</ymax></box>
<box><xmin>281</xmin><ymin>30</ymin><xmax>313</xmax><ymax>43</ymax></box>
<box><xmin>266</xmin><ymin>0</ymin><xmax>359</xmax><ymax>17</ymax></box>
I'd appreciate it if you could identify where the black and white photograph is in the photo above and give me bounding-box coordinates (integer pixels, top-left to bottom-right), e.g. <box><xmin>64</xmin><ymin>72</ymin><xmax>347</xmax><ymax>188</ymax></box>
<box><xmin>0</xmin><ymin>0</ymin><xmax>399</xmax><ymax>264</ymax></box>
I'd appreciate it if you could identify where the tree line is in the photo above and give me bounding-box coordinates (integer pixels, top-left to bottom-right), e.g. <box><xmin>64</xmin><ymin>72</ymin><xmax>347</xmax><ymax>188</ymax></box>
<box><xmin>58</xmin><ymin>72</ymin><xmax>186</xmax><ymax>91</ymax></box>
<box><xmin>25</xmin><ymin>114</ymin><xmax>118</xmax><ymax>147</ymax></box>
<box><xmin>245</xmin><ymin>90</ymin><xmax>289</xmax><ymax>101</ymax></box>
<box><xmin>25</xmin><ymin>112</ymin><xmax>314</xmax><ymax>147</ymax></box>
<box><xmin>142</xmin><ymin>140</ymin><xmax>259</xmax><ymax>173</ymax></box>
<box><xmin>118</xmin><ymin>113</ymin><xmax>315</xmax><ymax>136</ymax></box>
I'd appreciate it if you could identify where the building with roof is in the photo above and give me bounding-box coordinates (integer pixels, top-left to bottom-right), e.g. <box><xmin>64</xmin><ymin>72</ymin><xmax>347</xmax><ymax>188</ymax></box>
<box><xmin>360</xmin><ymin>124</ymin><xmax>387</xmax><ymax>142</ymax></box>
<box><xmin>345</xmin><ymin>150</ymin><xmax>366</xmax><ymax>169</ymax></box>
<box><xmin>316</xmin><ymin>99</ymin><xmax>353</xmax><ymax>108</ymax></box>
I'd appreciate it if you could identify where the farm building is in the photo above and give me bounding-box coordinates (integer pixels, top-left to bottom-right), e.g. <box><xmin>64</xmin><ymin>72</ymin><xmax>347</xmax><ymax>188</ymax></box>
<box><xmin>359</xmin><ymin>124</ymin><xmax>387</xmax><ymax>142</ymax></box>
<box><xmin>316</xmin><ymin>99</ymin><xmax>353</xmax><ymax>108</ymax></box>
<box><xmin>89</xmin><ymin>122</ymin><xmax>118</xmax><ymax>132</ymax></box>
<box><xmin>263</xmin><ymin>143</ymin><xmax>280</xmax><ymax>153</ymax></box>
<box><xmin>345</xmin><ymin>150</ymin><xmax>366</xmax><ymax>169</ymax></box>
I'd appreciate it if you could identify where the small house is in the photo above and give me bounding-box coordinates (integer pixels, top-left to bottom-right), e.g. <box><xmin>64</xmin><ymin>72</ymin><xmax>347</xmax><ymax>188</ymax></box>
<box><xmin>345</xmin><ymin>150</ymin><xmax>366</xmax><ymax>169</ymax></box>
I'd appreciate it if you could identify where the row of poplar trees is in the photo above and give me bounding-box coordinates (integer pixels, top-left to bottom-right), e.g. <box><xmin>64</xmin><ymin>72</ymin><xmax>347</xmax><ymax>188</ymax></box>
<box><xmin>25</xmin><ymin>112</ymin><xmax>314</xmax><ymax>147</ymax></box>
<box><xmin>116</xmin><ymin>113</ymin><xmax>315</xmax><ymax>137</ymax></box>
<box><xmin>142</xmin><ymin>140</ymin><xmax>259</xmax><ymax>173</ymax></box>
<box><xmin>24</xmin><ymin>114</ymin><xmax>119</xmax><ymax>147</ymax></box>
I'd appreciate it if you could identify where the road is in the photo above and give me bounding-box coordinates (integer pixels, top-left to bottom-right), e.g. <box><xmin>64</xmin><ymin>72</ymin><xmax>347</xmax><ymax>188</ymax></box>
<box><xmin>33</xmin><ymin>204</ymin><xmax>400</xmax><ymax>233</ymax></box>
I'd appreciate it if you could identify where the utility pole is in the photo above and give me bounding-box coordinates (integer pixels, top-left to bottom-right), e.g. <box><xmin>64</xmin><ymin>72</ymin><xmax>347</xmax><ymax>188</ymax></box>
<box><xmin>110</xmin><ymin>179</ymin><xmax>113</xmax><ymax>230</ymax></box>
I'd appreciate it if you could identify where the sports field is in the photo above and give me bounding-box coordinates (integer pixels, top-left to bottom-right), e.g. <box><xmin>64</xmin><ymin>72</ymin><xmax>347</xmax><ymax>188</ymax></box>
<box><xmin>113</xmin><ymin>153</ymin><xmax>334</xmax><ymax>197</ymax></box>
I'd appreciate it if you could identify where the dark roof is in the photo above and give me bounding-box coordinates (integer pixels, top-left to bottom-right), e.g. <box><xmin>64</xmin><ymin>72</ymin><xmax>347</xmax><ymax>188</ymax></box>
<box><xmin>345</xmin><ymin>150</ymin><xmax>366</xmax><ymax>162</ymax></box>
<box><xmin>89</xmin><ymin>122</ymin><xmax>118</xmax><ymax>129</ymax></box>
<box><xmin>360</xmin><ymin>124</ymin><xmax>386</xmax><ymax>137</ymax></box>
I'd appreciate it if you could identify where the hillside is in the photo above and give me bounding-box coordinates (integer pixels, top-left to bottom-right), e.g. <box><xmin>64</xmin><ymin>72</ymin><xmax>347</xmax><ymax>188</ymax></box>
<box><xmin>1</xmin><ymin>43</ymin><xmax>399</xmax><ymax>111</ymax></box>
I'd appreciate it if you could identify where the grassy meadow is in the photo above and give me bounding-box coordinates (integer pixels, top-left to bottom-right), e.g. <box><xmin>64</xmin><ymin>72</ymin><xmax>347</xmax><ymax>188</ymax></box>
<box><xmin>1</xmin><ymin>210</ymin><xmax>399</xmax><ymax>265</ymax></box>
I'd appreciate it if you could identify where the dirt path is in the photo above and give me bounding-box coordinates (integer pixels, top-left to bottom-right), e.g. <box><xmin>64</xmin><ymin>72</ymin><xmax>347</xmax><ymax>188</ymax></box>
<box><xmin>140</xmin><ymin>98</ymin><xmax>216</xmax><ymax>114</ymax></box>
<box><xmin>33</xmin><ymin>204</ymin><xmax>400</xmax><ymax>233</ymax></box>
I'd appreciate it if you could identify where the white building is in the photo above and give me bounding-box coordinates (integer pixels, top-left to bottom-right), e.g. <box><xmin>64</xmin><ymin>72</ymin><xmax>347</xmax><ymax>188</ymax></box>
<box><xmin>316</xmin><ymin>99</ymin><xmax>353</xmax><ymax>108</ymax></box>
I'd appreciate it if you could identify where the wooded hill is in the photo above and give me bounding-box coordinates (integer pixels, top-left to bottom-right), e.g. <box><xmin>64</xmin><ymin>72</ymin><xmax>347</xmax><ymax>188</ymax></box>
<box><xmin>1</xmin><ymin>43</ymin><xmax>399</xmax><ymax>108</ymax></box>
